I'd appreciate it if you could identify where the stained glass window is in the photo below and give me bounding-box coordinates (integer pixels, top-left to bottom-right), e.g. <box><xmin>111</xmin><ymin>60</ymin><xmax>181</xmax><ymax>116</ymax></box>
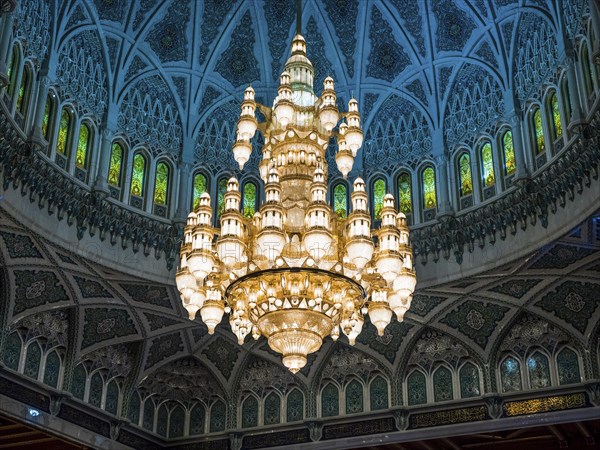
<box><xmin>243</xmin><ymin>182</ymin><xmax>257</xmax><ymax>218</ymax></box>
<box><xmin>333</xmin><ymin>183</ymin><xmax>348</xmax><ymax>218</ymax></box>
<box><xmin>157</xmin><ymin>404</ymin><xmax>168</xmax><ymax>436</ymax></box>
<box><xmin>500</xmin><ymin>356</ymin><xmax>522</xmax><ymax>392</ymax></box>
<box><xmin>407</xmin><ymin>370</ymin><xmax>427</xmax><ymax>406</ymax></box>
<box><xmin>89</xmin><ymin>372</ymin><xmax>103</xmax><ymax>408</ymax></box>
<box><xmin>153</xmin><ymin>161</ymin><xmax>170</xmax><ymax>206</ymax></box>
<box><xmin>108</xmin><ymin>143</ymin><xmax>124</xmax><ymax>187</ymax></box>
<box><xmin>286</xmin><ymin>389</ymin><xmax>304</xmax><ymax>422</ymax></box>
<box><xmin>502</xmin><ymin>130</ymin><xmax>516</xmax><ymax>176</ymax></box>
<box><xmin>373</xmin><ymin>178</ymin><xmax>386</xmax><ymax>220</ymax></box>
<box><xmin>422</xmin><ymin>167</ymin><xmax>437</xmax><ymax>210</ymax></box>
<box><xmin>241</xmin><ymin>396</ymin><xmax>258</xmax><ymax>428</ymax></box>
<box><xmin>192</xmin><ymin>172</ymin><xmax>208</xmax><ymax>210</ymax></box>
<box><xmin>130</xmin><ymin>153</ymin><xmax>146</xmax><ymax>197</ymax></box>
<box><xmin>42</xmin><ymin>96</ymin><xmax>53</xmax><ymax>140</ymax></box>
<box><xmin>71</xmin><ymin>364</ymin><xmax>87</xmax><ymax>400</ymax></box>
<box><xmin>76</xmin><ymin>123</ymin><xmax>90</xmax><ymax>168</ymax></box>
<box><xmin>189</xmin><ymin>404</ymin><xmax>205</xmax><ymax>435</ymax></box>
<box><xmin>105</xmin><ymin>380</ymin><xmax>119</xmax><ymax>415</ymax></box>
<box><xmin>481</xmin><ymin>143</ymin><xmax>495</xmax><ymax>187</ymax></box>
<box><xmin>345</xmin><ymin>379</ymin><xmax>364</xmax><ymax>414</ymax></box>
<box><xmin>16</xmin><ymin>66</ymin><xmax>29</xmax><ymax>114</ymax></box>
<box><xmin>581</xmin><ymin>45</ymin><xmax>594</xmax><ymax>96</ymax></box>
<box><xmin>23</xmin><ymin>342</ymin><xmax>41</xmax><ymax>380</ymax></box>
<box><xmin>459</xmin><ymin>363</ymin><xmax>480</xmax><ymax>398</ymax></box>
<box><xmin>128</xmin><ymin>392</ymin><xmax>141</xmax><ymax>425</ymax></box>
<box><xmin>557</xmin><ymin>348</ymin><xmax>580</xmax><ymax>385</ymax></box>
<box><xmin>43</xmin><ymin>351</ymin><xmax>61</xmax><ymax>389</ymax></box>
<box><xmin>397</xmin><ymin>172</ymin><xmax>412</xmax><ymax>214</ymax></box>
<box><xmin>527</xmin><ymin>352</ymin><xmax>551</xmax><ymax>389</ymax></box>
<box><xmin>458</xmin><ymin>153</ymin><xmax>473</xmax><ymax>197</ymax></box>
<box><xmin>6</xmin><ymin>45</ymin><xmax>18</xmax><ymax>96</ymax></box>
<box><xmin>264</xmin><ymin>392</ymin><xmax>281</xmax><ymax>425</ymax></box>
<box><xmin>550</xmin><ymin>92</ymin><xmax>562</xmax><ymax>139</ymax></box>
<box><xmin>169</xmin><ymin>406</ymin><xmax>185</xmax><ymax>438</ymax></box>
<box><xmin>3</xmin><ymin>332</ymin><xmax>21</xmax><ymax>371</ymax></box>
<box><xmin>321</xmin><ymin>383</ymin><xmax>339</xmax><ymax>417</ymax></box>
<box><xmin>433</xmin><ymin>366</ymin><xmax>453</xmax><ymax>402</ymax></box>
<box><xmin>217</xmin><ymin>177</ymin><xmax>228</xmax><ymax>219</ymax></box>
<box><xmin>533</xmin><ymin>108</ymin><xmax>545</xmax><ymax>155</ymax></box>
<box><xmin>369</xmin><ymin>376</ymin><xmax>388</xmax><ymax>411</ymax></box>
<box><xmin>143</xmin><ymin>398</ymin><xmax>155</xmax><ymax>430</ymax></box>
<box><xmin>56</xmin><ymin>109</ymin><xmax>71</xmax><ymax>156</ymax></box>
<box><xmin>209</xmin><ymin>400</ymin><xmax>226</xmax><ymax>432</ymax></box>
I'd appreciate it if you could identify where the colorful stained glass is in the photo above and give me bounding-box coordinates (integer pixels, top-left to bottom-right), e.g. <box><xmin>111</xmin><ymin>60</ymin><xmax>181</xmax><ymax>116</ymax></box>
<box><xmin>71</xmin><ymin>364</ymin><xmax>87</xmax><ymax>400</ymax></box>
<box><xmin>209</xmin><ymin>400</ymin><xmax>226</xmax><ymax>432</ymax></box>
<box><xmin>105</xmin><ymin>380</ymin><xmax>119</xmax><ymax>415</ymax></box>
<box><xmin>42</xmin><ymin>96</ymin><xmax>52</xmax><ymax>140</ymax></box>
<box><xmin>89</xmin><ymin>372</ymin><xmax>103</xmax><ymax>408</ymax></box>
<box><xmin>56</xmin><ymin>109</ymin><xmax>71</xmax><ymax>156</ymax></box>
<box><xmin>286</xmin><ymin>389</ymin><xmax>304</xmax><ymax>422</ymax></box>
<box><xmin>3</xmin><ymin>332</ymin><xmax>21</xmax><ymax>371</ymax></box>
<box><xmin>217</xmin><ymin>177</ymin><xmax>228</xmax><ymax>219</ymax></box>
<box><xmin>43</xmin><ymin>351</ymin><xmax>61</xmax><ymax>389</ymax></box>
<box><xmin>192</xmin><ymin>173</ymin><xmax>207</xmax><ymax>210</ymax></box>
<box><xmin>397</xmin><ymin>172</ymin><xmax>412</xmax><ymax>214</ymax></box>
<box><xmin>128</xmin><ymin>392</ymin><xmax>141</xmax><ymax>425</ymax></box>
<box><xmin>169</xmin><ymin>406</ymin><xmax>185</xmax><ymax>438</ymax></box>
<box><xmin>241</xmin><ymin>396</ymin><xmax>258</xmax><ymax>428</ymax></box>
<box><xmin>481</xmin><ymin>143</ymin><xmax>495</xmax><ymax>187</ymax></box>
<box><xmin>108</xmin><ymin>143</ymin><xmax>123</xmax><ymax>187</ymax></box>
<box><xmin>157</xmin><ymin>404</ymin><xmax>168</xmax><ymax>436</ymax></box>
<box><xmin>130</xmin><ymin>153</ymin><xmax>146</xmax><ymax>197</ymax></box>
<box><xmin>500</xmin><ymin>357</ymin><xmax>522</xmax><ymax>393</ymax></box>
<box><xmin>458</xmin><ymin>153</ymin><xmax>473</xmax><ymax>197</ymax></box>
<box><xmin>345</xmin><ymin>379</ymin><xmax>364</xmax><ymax>414</ymax></box>
<box><xmin>321</xmin><ymin>383</ymin><xmax>339</xmax><ymax>417</ymax></box>
<box><xmin>373</xmin><ymin>178</ymin><xmax>386</xmax><ymax>220</ymax></box>
<box><xmin>527</xmin><ymin>352</ymin><xmax>551</xmax><ymax>389</ymax></box>
<box><xmin>243</xmin><ymin>182</ymin><xmax>257</xmax><ymax>218</ymax></box>
<box><xmin>153</xmin><ymin>161</ymin><xmax>169</xmax><ymax>205</ymax></box>
<box><xmin>369</xmin><ymin>376</ymin><xmax>388</xmax><ymax>411</ymax></box>
<box><xmin>557</xmin><ymin>348</ymin><xmax>580</xmax><ymax>385</ymax></box>
<box><xmin>76</xmin><ymin>124</ymin><xmax>90</xmax><ymax>168</ymax></box>
<box><xmin>550</xmin><ymin>93</ymin><xmax>562</xmax><ymax>139</ymax></box>
<box><xmin>189</xmin><ymin>404</ymin><xmax>205</xmax><ymax>435</ymax></box>
<box><xmin>264</xmin><ymin>392</ymin><xmax>281</xmax><ymax>425</ymax></box>
<box><xmin>533</xmin><ymin>109</ymin><xmax>545</xmax><ymax>155</ymax></box>
<box><xmin>459</xmin><ymin>363</ymin><xmax>480</xmax><ymax>398</ymax></box>
<box><xmin>6</xmin><ymin>45</ymin><xmax>18</xmax><ymax>96</ymax></box>
<box><xmin>333</xmin><ymin>183</ymin><xmax>348</xmax><ymax>218</ymax></box>
<box><xmin>422</xmin><ymin>167</ymin><xmax>437</xmax><ymax>209</ymax></box>
<box><xmin>407</xmin><ymin>370</ymin><xmax>427</xmax><ymax>406</ymax></box>
<box><xmin>23</xmin><ymin>342</ymin><xmax>41</xmax><ymax>380</ymax></box>
<box><xmin>502</xmin><ymin>131</ymin><xmax>516</xmax><ymax>175</ymax></box>
<box><xmin>143</xmin><ymin>398</ymin><xmax>155</xmax><ymax>430</ymax></box>
<box><xmin>16</xmin><ymin>67</ymin><xmax>29</xmax><ymax>114</ymax></box>
<box><xmin>433</xmin><ymin>366</ymin><xmax>453</xmax><ymax>402</ymax></box>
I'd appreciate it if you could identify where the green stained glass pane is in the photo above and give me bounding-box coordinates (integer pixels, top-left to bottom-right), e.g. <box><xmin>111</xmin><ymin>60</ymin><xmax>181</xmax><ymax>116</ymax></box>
<box><xmin>16</xmin><ymin>68</ymin><xmax>28</xmax><ymax>113</ymax></box>
<box><xmin>169</xmin><ymin>406</ymin><xmax>185</xmax><ymax>438</ymax></box>
<box><xmin>582</xmin><ymin>46</ymin><xmax>594</xmax><ymax>94</ymax></box>
<box><xmin>422</xmin><ymin>167</ymin><xmax>437</xmax><ymax>209</ymax></box>
<box><xmin>108</xmin><ymin>143</ymin><xmax>123</xmax><ymax>187</ymax></box>
<box><xmin>459</xmin><ymin>363</ymin><xmax>480</xmax><ymax>398</ymax></box>
<box><xmin>501</xmin><ymin>357</ymin><xmax>522</xmax><ymax>393</ymax></box>
<box><xmin>71</xmin><ymin>365</ymin><xmax>87</xmax><ymax>400</ymax></box>
<box><xmin>157</xmin><ymin>404</ymin><xmax>168</xmax><ymax>437</ymax></box>
<box><xmin>76</xmin><ymin>124</ymin><xmax>90</xmax><ymax>168</ymax></box>
<box><xmin>527</xmin><ymin>352</ymin><xmax>551</xmax><ymax>389</ymax></box>
<box><xmin>557</xmin><ymin>348</ymin><xmax>580</xmax><ymax>385</ymax></box>
<box><xmin>56</xmin><ymin>109</ymin><xmax>71</xmax><ymax>156</ymax></box>
<box><xmin>481</xmin><ymin>143</ymin><xmax>495</xmax><ymax>187</ymax></box>
<box><xmin>398</xmin><ymin>173</ymin><xmax>412</xmax><ymax>214</ymax></box>
<box><xmin>24</xmin><ymin>342</ymin><xmax>41</xmax><ymax>380</ymax></box>
<box><xmin>503</xmin><ymin>131</ymin><xmax>516</xmax><ymax>176</ymax></box>
<box><xmin>153</xmin><ymin>162</ymin><xmax>169</xmax><ymax>205</ymax></box>
<box><xmin>189</xmin><ymin>404</ymin><xmax>205</xmax><ymax>435</ymax></box>
<box><xmin>551</xmin><ymin>93</ymin><xmax>562</xmax><ymax>139</ymax></box>
<box><xmin>42</xmin><ymin>96</ymin><xmax>52</xmax><ymax>140</ymax></box>
<box><xmin>127</xmin><ymin>392</ymin><xmax>141</xmax><ymax>425</ymax></box>
<box><xmin>433</xmin><ymin>366</ymin><xmax>453</xmax><ymax>402</ymax></box>
<box><xmin>43</xmin><ymin>351</ymin><xmax>61</xmax><ymax>389</ymax></box>
<box><xmin>209</xmin><ymin>400</ymin><xmax>226</xmax><ymax>432</ymax></box>
<box><xmin>369</xmin><ymin>377</ymin><xmax>388</xmax><ymax>411</ymax></box>
<box><xmin>533</xmin><ymin>109</ymin><xmax>545</xmax><ymax>155</ymax></box>
<box><xmin>217</xmin><ymin>178</ymin><xmax>228</xmax><ymax>218</ymax></box>
<box><xmin>89</xmin><ymin>372</ymin><xmax>103</xmax><ymax>408</ymax></box>
<box><xmin>130</xmin><ymin>153</ymin><xmax>146</xmax><ymax>197</ymax></box>
<box><xmin>407</xmin><ymin>370</ymin><xmax>427</xmax><ymax>406</ymax></box>
<box><xmin>263</xmin><ymin>392</ymin><xmax>281</xmax><ymax>425</ymax></box>
<box><xmin>373</xmin><ymin>178</ymin><xmax>386</xmax><ymax>220</ymax></box>
<box><xmin>286</xmin><ymin>389</ymin><xmax>304</xmax><ymax>422</ymax></box>
<box><xmin>105</xmin><ymin>380</ymin><xmax>119</xmax><ymax>415</ymax></box>
<box><xmin>333</xmin><ymin>183</ymin><xmax>348</xmax><ymax>218</ymax></box>
<box><xmin>345</xmin><ymin>380</ymin><xmax>364</xmax><ymax>414</ymax></box>
<box><xmin>321</xmin><ymin>383</ymin><xmax>339</xmax><ymax>417</ymax></box>
<box><xmin>241</xmin><ymin>396</ymin><xmax>258</xmax><ymax>428</ymax></box>
<box><xmin>193</xmin><ymin>173</ymin><xmax>207</xmax><ymax>210</ymax></box>
<box><xmin>458</xmin><ymin>153</ymin><xmax>473</xmax><ymax>197</ymax></box>
<box><xmin>243</xmin><ymin>182</ymin><xmax>257</xmax><ymax>218</ymax></box>
<box><xmin>6</xmin><ymin>46</ymin><xmax>18</xmax><ymax>96</ymax></box>
<box><xmin>143</xmin><ymin>399</ymin><xmax>155</xmax><ymax>431</ymax></box>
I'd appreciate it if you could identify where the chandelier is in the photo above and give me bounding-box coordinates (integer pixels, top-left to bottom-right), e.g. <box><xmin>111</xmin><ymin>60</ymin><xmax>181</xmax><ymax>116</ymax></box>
<box><xmin>176</xmin><ymin>31</ymin><xmax>416</xmax><ymax>373</ymax></box>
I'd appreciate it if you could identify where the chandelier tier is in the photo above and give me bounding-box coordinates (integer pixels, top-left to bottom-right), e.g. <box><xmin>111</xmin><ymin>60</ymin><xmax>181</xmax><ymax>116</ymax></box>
<box><xmin>176</xmin><ymin>32</ymin><xmax>417</xmax><ymax>373</ymax></box>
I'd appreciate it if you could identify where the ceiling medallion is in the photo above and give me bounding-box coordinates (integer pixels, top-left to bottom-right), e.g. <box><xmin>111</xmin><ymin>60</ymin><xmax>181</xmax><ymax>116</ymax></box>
<box><xmin>176</xmin><ymin>26</ymin><xmax>416</xmax><ymax>373</ymax></box>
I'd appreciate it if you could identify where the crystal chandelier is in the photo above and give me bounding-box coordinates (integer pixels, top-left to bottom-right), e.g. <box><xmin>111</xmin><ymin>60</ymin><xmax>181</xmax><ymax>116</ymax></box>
<box><xmin>176</xmin><ymin>30</ymin><xmax>416</xmax><ymax>373</ymax></box>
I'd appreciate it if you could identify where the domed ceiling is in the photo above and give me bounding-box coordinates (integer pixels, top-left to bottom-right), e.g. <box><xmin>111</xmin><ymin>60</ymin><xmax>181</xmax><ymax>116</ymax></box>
<box><xmin>49</xmin><ymin>0</ymin><xmax>586</xmax><ymax>172</ymax></box>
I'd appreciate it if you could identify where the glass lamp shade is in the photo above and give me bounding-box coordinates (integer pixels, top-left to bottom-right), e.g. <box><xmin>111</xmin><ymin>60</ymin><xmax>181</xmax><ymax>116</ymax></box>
<box><xmin>335</xmin><ymin>148</ymin><xmax>354</xmax><ymax>178</ymax></box>
<box><xmin>175</xmin><ymin>269</ymin><xmax>197</xmax><ymax>296</ymax></box>
<box><xmin>274</xmin><ymin>100</ymin><xmax>294</xmax><ymax>128</ymax></box>
<box><xmin>393</xmin><ymin>269</ymin><xmax>417</xmax><ymax>300</ymax></box>
<box><xmin>200</xmin><ymin>300</ymin><xmax>225</xmax><ymax>334</ymax></box>
<box><xmin>303</xmin><ymin>229</ymin><xmax>334</xmax><ymax>262</ymax></box>
<box><xmin>319</xmin><ymin>105</ymin><xmax>339</xmax><ymax>132</ymax></box>
<box><xmin>184</xmin><ymin>291</ymin><xmax>206</xmax><ymax>320</ymax></box>
<box><xmin>343</xmin><ymin>315</ymin><xmax>363</xmax><ymax>345</ymax></box>
<box><xmin>184</xmin><ymin>304</ymin><xmax>201</xmax><ymax>321</ymax></box>
<box><xmin>345</xmin><ymin>238</ymin><xmax>374</xmax><ymax>270</ymax></box>
<box><xmin>187</xmin><ymin>250</ymin><xmax>215</xmax><ymax>281</ymax></box>
<box><xmin>375</xmin><ymin>254</ymin><xmax>402</xmax><ymax>284</ymax></box>
<box><xmin>255</xmin><ymin>230</ymin><xmax>287</xmax><ymax>262</ymax></box>
<box><xmin>237</xmin><ymin>116</ymin><xmax>257</xmax><ymax>141</ymax></box>
<box><xmin>216</xmin><ymin>237</ymin><xmax>245</xmax><ymax>268</ymax></box>
<box><xmin>388</xmin><ymin>293</ymin><xmax>409</xmax><ymax>321</ymax></box>
<box><xmin>345</xmin><ymin>127</ymin><xmax>363</xmax><ymax>156</ymax></box>
<box><xmin>232</xmin><ymin>140</ymin><xmax>252</xmax><ymax>170</ymax></box>
<box><xmin>368</xmin><ymin>301</ymin><xmax>392</xmax><ymax>336</ymax></box>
